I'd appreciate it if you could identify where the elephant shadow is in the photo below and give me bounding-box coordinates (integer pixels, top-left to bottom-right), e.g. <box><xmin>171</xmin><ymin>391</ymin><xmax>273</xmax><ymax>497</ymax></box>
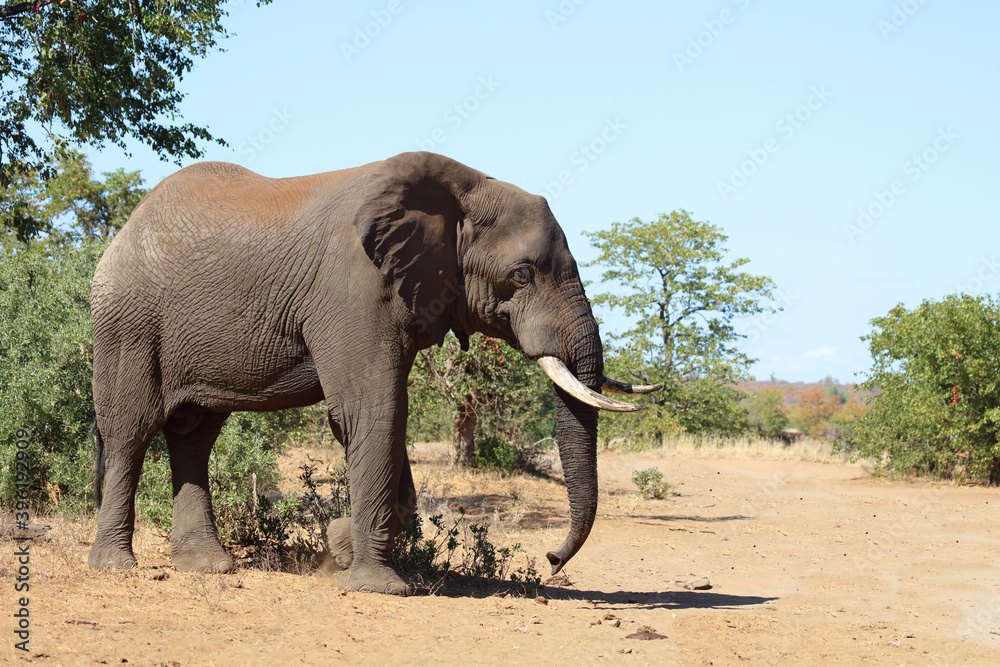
<box><xmin>410</xmin><ymin>576</ymin><xmax>777</xmax><ymax>609</ymax></box>
<box><xmin>541</xmin><ymin>586</ymin><xmax>778</xmax><ymax>611</ymax></box>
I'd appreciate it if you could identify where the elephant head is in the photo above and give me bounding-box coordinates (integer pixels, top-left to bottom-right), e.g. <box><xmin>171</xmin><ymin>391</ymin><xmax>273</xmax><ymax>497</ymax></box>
<box><xmin>352</xmin><ymin>152</ymin><xmax>660</xmax><ymax>574</ymax></box>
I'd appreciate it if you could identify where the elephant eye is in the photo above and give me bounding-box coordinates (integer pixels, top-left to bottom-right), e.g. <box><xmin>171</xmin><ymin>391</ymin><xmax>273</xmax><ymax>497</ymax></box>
<box><xmin>510</xmin><ymin>265</ymin><xmax>534</xmax><ymax>288</ymax></box>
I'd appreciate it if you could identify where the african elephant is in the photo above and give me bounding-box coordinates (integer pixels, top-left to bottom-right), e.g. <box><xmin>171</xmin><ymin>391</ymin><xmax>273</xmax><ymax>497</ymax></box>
<box><xmin>88</xmin><ymin>151</ymin><xmax>659</xmax><ymax>595</ymax></box>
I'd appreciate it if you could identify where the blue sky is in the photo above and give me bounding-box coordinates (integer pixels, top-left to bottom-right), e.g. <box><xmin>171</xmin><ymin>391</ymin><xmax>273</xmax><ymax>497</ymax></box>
<box><xmin>85</xmin><ymin>0</ymin><xmax>999</xmax><ymax>384</ymax></box>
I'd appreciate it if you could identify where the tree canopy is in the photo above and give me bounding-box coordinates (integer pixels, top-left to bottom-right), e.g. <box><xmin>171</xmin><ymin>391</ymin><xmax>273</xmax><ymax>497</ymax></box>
<box><xmin>851</xmin><ymin>294</ymin><xmax>1000</xmax><ymax>483</ymax></box>
<box><xmin>584</xmin><ymin>210</ymin><xmax>778</xmax><ymax>443</ymax></box>
<box><xmin>0</xmin><ymin>146</ymin><xmax>145</xmax><ymax>246</ymax></box>
<box><xmin>1</xmin><ymin>0</ymin><xmax>270</xmax><ymax>240</ymax></box>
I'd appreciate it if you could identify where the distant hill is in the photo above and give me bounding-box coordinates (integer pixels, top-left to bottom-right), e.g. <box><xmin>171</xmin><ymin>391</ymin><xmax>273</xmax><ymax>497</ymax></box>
<box><xmin>737</xmin><ymin>377</ymin><xmax>872</xmax><ymax>404</ymax></box>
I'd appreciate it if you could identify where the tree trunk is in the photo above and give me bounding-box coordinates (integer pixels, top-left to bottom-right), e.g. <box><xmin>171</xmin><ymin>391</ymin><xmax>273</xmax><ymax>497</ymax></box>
<box><xmin>653</xmin><ymin>404</ymin><xmax>664</xmax><ymax>448</ymax></box>
<box><xmin>989</xmin><ymin>456</ymin><xmax>1000</xmax><ymax>486</ymax></box>
<box><xmin>452</xmin><ymin>395</ymin><xmax>476</xmax><ymax>468</ymax></box>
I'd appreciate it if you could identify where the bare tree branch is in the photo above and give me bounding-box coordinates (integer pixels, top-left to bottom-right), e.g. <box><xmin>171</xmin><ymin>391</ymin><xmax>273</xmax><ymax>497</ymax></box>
<box><xmin>0</xmin><ymin>0</ymin><xmax>59</xmax><ymax>20</ymax></box>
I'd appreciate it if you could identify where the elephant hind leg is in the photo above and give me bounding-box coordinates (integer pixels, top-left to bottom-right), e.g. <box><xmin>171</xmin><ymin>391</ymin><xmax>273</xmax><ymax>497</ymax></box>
<box><xmin>326</xmin><ymin>516</ymin><xmax>354</xmax><ymax>570</ymax></box>
<box><xmin>325</xmin><ymin>453</ymin><xmax>416</xmax><ymax>572</ymax></box>
<box><xmin>88</xmin><ymin>413</ymin><xmax>164</xmax><ymax>570</ymax></box>
<box><xmin>164</xmin><ymin>407</ymin><xmax>235</xmax><ymax>573</ymax></box>
<box><xmin>90</xmin><ymin>317</ymin><xmax>171</xmax><ymax>569</ymax></box>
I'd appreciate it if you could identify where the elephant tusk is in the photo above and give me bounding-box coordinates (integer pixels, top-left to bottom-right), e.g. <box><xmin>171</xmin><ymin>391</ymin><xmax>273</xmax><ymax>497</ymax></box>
<box><xmin>537</xmin><ymin>356</ymin><xmax>646</xmax><ymax>413</ymax></box>
<box><xmin>601</xmin><ymin>377</ymin><xmax>663</xmax><ymax>395</ymax></box>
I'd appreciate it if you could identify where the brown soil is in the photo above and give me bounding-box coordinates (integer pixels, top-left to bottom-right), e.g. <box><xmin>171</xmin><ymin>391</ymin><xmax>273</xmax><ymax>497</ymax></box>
<box><xmin>4</xmin><ymin>443</ymin><xmax>1000</xmax><ymax>665</ymax></box>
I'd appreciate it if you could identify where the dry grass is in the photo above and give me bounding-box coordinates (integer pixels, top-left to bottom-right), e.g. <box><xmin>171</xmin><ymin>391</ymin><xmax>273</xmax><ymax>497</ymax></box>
<box><xmin>633</xmin><ymin>433</ymin><xmax>871</xmax><ymax>466</ymax></box>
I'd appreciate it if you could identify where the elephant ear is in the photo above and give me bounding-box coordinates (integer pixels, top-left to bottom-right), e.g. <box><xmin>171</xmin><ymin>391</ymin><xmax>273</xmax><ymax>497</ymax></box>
<box><xmin>352</xmin><ymin>152</ymin><xmax>480</xmax><ymax>345</ymax></box>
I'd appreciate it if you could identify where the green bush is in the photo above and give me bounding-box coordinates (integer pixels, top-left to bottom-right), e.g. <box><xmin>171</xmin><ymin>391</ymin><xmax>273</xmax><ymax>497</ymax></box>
<box><xmin>133</xmin><ymin>410</ymin><xmax>317</xmax><ymax>534</ymax></box>
<box><xmin>393</xmin><ymin>507</ymin><xmax>541</xmax><ymax>595</ymax></box>
<box><xmin>469</xmin><ymin>434</ymin><xmax>553</xmax><ymax>475</ymax></box>
<box><xmin>0</xmin><ymin>237</ymin><xmax>108</xmax><ymax>512</ymax></box>
<box><xmin>632</xmin><ymin>467</ymin><xmax>671</xmax><ymax>499</ymax></box>
<box><xmin>217</xmin><ymin>458</ymin><xmax>351</xmax><ymax>570</ymax></box>
<box><xmin>743</xmin><ymin>387</ymin><xmax>790</xmax><ymax>439</ymax></box>
<box><xmin>853</xmin><ymin>295</ymin><xmax>1000</xmax><ymax>483</ymax></box>
<box><xmin>470</xmin><ymin>435</ymin><xmax>519</xmax><ymax>473</ymax></box>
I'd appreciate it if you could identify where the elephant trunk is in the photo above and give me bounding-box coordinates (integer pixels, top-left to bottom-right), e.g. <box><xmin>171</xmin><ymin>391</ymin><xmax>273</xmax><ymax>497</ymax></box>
<box><xmin>545</xmin><ymin>314</ymin><xmax>603</xmax><ymax>575</ymax></box>
<box><xmin>546</xmin><ymin>386</ymin><xmax>599</xmax><ymax>574</ymax></box>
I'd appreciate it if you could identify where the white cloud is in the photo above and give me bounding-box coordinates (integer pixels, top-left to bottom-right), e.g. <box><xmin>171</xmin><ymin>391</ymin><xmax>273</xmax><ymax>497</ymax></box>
<box><xmin>802</xmin><ymin>345</ymin><xmax>838</xmax><ymax>360</ymax></box>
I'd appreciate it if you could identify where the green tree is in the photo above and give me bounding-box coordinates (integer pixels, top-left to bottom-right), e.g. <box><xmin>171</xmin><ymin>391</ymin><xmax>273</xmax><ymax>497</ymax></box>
<box><xmin>584</xmin><ymin>211</ymin><xmax>778</xmax><ymax>446</ymax></box>
<box><xmin>852</xmin><ymin>294</ymin><xmax>1000</xmax><ymax>483</ymax></box>
<box><xmin>828</xmin><ymin>394</ymin><xmax>866</xmax><ymax>443</ymax></box>
<box><xmin>0</xmin><ymin>234</ymin><xmax>106</xmax><ymax>509</ymax></box>
<box><xmin>743</xmin><ymin>387</ymin><xmax>789</xmax><ymax>439</ymax></box>
<box><xmin>0</xmin><ymin>147</ymin><xmax>145</xmax><ymax>248</ymax></box>
<box><xmin>1</xmin><ymin>0</ymin><xmax>272</xmax><ymax>240</ymax></box>
<box><xmin>0</xmin><ymin>148</ymin><xmax>144</xmax><ymax>508</ymax></box>
<box><xmin>409</xmin><ymin>334</ymin><xmax>552</xmax><ymax>468</ymax></box>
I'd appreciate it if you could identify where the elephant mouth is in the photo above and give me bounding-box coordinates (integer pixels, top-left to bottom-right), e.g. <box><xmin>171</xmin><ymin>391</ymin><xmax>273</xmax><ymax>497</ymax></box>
<box><xmin>536</xmin><ymin>356</ymin><xmax>661</xmax><ymax>411</ymax></box>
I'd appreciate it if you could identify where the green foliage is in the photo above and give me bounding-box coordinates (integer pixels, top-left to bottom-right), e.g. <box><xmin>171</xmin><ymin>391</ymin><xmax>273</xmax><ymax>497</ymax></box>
<box><xmin>470</xmin><ymin>434</ymin><xmax>553</xmax><ymax>475</ymax></box>
<box><xmin>130</xmin><ymin>411</ymin><xmax>307</xmax><ymax>534</ymax></box>
<box><xmin>584</xmin><ymin>211</ymin><xmax>778</xmax><ymax>445</ymax></box>
<box><xmin>217</xmin><ymin>458</ymin><xmax>351</xmax><ymax>570</ymax></box>
<box><xmin>408</xmin><ymin>333</ymin><xmax>554</xmax><ymax>467</ymax></box>
<box><xmin>851</xmin><ymin>295</ymin><xmax>1000</xmax><ymax>483</ymax></box>
<box><xmin>0</xmin><ymin>235</ymin><xmax>108</xmax><ymax>511</ymax></box>
<box><xmin>743</xmin><ymin>387</ymin><xmax>789</xmax><ymax>438</ymax></box>
<box><xmin>393</xmin><ymin>508</ymin><xmax>541</xmax><ymax>595</ymax></box>
<box><xmin>0</xmin><ymin>147</ymin><xmax>146</xmax><ymax>249</ymax></box>
<box><xmin>631</xmin><ymin>467</ymin><xmax>671</xmax><ymax>499</ymax></box>
<box><xmin>470</xmin><ymin>435</ymin><xmax>519</xmax><ymax>473</ymax></box>
<box><xmin>392</xmin><ymin>512</ymin><xmax>457</xmax><ymax>579</ymax></box>
<box><xmin>0</xmin><ymin>1</ymin><xmax>273</xmax><ymax>240</ymax></box>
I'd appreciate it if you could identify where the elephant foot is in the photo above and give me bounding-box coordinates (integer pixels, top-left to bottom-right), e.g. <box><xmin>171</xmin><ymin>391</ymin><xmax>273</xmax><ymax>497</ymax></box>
<box><xmin>88</xmin><ymin>543</ymin><xmax>138</xmax><ymax>570</ymax></box>
<box><xmin>326</xmin><ymin>517</ymin><xmax>354</xmax><ymax>571</ymax></box>
<box><xmin>338</xmin><ymin>563</ymin><xmax>412</xmax><ymax>596</ymax></box>
<box><xmin>170</xmin><ymin>545</ymin><xmax>235</xmax><ymax>573</ymax></box>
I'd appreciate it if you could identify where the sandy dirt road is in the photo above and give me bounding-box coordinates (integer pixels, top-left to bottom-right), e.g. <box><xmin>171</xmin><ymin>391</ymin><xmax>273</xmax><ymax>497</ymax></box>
<box><xmin>3</xmin><ymin>444</ymin><xmax>999</xmax><ymax>665</ymax></box>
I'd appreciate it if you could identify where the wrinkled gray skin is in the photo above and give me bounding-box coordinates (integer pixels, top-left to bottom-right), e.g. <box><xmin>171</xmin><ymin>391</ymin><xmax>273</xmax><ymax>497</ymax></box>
<box><xmin>89</xmin><ymin>152</ymin><xmax>614</xmax><ymax>595</ymax></box>
<box><xmin>326</xmin><ymin>517</ymin><xmax>354</xmax><ymax>571</ymax></box>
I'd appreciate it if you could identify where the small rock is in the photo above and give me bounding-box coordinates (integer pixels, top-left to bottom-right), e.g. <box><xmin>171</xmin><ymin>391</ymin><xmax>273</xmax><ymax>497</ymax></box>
<box><xmin>150</xmin><ymin>572</ymin><xmax>169</xmax><ymax>581</ymax></box>
<box><xmin>534</xmin><ymin>596</ymin><xmax>548</xmax><ymax>605</ymax></box>
<box><xmin>603</xmin><ymin>613</ymin><xmax>617</xmax><ymax>621</ymax></box>
<box><xmin>627</xmin><ymin>628</ymin><xmax>667</xmax><ymax>640</ymax></box>
<box><xmin>611</xmin><ymin>619</ymin><xmax>621</xmax><ymax>628</ymax></box>
<box><xmin>685</xmin><ymin>577</ymin><xmax>712</xmax><ymax>590</ymax></box>
<box><xmin>618</xmin><ymin>648</ymin><xmax>632</xmax><ymax>654</ymax></box>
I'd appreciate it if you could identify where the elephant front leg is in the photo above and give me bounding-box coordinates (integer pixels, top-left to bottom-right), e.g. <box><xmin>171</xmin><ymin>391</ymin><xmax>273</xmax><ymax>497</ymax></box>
<box><xmin>333</xmin><ymin>404</ymin><xmax>415</xmax><ymax>596</ymax></box>
<box><xmin>326</xmin><ymin>448</ymin><xmax>416</xmax><ymax>574</ymax></box>
<box><xmin>164</xmin><ymin>410</ymin><xmax>235</xmax><ymax>573</ymax></box>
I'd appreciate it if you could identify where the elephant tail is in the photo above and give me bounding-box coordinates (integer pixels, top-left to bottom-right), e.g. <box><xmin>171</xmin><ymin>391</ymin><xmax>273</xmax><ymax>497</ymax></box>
<box><xmin>91</xmin><ymin>420</ymin><xmax>105</xmax><ymax>509</ymax></box>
